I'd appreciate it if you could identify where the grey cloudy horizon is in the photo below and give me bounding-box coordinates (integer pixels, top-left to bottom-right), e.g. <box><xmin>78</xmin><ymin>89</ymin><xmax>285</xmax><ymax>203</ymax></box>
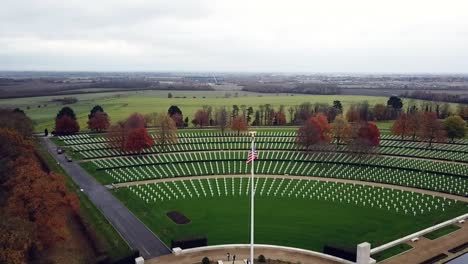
<box><xmin>1</xmin><ymin>0</ymin><xmax>468</xmax><ymax>73</ymax></box>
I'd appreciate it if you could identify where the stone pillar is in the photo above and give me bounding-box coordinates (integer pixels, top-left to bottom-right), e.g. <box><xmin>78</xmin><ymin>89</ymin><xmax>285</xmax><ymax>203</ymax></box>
<box><xmin>356</xmin><ymin>242</ymin><xmax>375</xmax><ymax>264</ymax></box>
<box><xmin>173</xmin><ymin>247</ymin><xmax>182</xmax><ymax>256</ymax></box>
<box><xmin>135</xmin><ymin>256</ymin><xmax>144</xmax><ymax>264</ymax></box>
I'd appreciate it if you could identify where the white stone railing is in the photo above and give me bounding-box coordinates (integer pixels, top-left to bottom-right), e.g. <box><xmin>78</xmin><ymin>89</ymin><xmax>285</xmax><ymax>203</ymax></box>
<box><xmin>370</xmin><ymin>213</ymin><xmax>468</xmax><ymax>254</ymax></box>
<box><xmin>175</xmin><ymin>243</ymin><xmax>355</xmax><ymax>264</ymax></box>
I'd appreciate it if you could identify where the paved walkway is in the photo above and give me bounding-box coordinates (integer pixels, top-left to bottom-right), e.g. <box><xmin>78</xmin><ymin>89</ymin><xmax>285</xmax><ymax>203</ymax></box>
<box><xmin>41</xmin><ymin>137</ymin><xmax>171</xmax><ymax>259</ymax></box>
<box><xmin>113</xmin><ymin>174</ymin><xmax>468</xmax><ymax>203</ymax></box>
<box><xmin>382</xmin><ymin>223</ymin><xmax>468</xmax><ymax>264</ymax></box>
<box><xmin>147</xmin><ymin>247</ymin><xmax>344</xmax><ymax>264</ymax></box>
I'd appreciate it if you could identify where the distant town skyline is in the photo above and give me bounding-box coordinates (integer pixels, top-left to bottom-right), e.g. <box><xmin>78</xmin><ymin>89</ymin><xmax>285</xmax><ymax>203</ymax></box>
<box><xmin>1</xmin><ymin>0</ymin><xmax>468</xmax><ymax>73</ymax></box>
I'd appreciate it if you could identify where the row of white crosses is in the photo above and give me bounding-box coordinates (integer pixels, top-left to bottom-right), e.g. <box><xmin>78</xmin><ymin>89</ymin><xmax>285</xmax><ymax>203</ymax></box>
<box><xmin>381</xmin><ymin>134</ymin><xmax>468</xmax><ymax>145</ymax></box>
<box><xmin>103</xmin><ymin>158</ymin><xmax>468</xmax><ymax>196</ymax></box>
<box><xmin>176</xmin><ymin>136</ymin><xmax>293</xmax><ymax>144</ymax></box>
<box><xmin>78</xmin><ymin>141</ymin><xmax>467</xmax><ymax>162</ymax></box>
<box><xmin>382</xmin><ymin>146</ymin><xmax>467</xmax><ymax>163</ymax></box>
<box><xmin>125</xmin><ymin>178</ymin><xmax>461</xmax><ymax>216</ymax></box>
<box><xmin>91</xmin><ymin>146</ymin><xmax>468</xmax><ymax>176</ymax></box>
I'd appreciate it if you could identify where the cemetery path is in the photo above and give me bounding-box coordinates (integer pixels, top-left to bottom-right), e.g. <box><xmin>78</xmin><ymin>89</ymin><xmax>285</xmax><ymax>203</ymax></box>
<box><xmin>41</xmin><ymin>137</ymin><xmax>171</xmax><ymax>259</ymax></box>
<box><xmin>113</xmin><ymin>174</ymin><xmax>468</xmax><ymax>203</ymax></box>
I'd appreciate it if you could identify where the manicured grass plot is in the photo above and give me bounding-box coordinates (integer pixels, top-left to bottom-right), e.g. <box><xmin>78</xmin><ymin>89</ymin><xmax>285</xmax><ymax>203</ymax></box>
<box><xmin>371</xmin><ymin>243</ymin><xmax>413</xmax><ymax>262</ymax></box>
<box><xmin>112</xmin><ymin>178</ymin><xmax>468</xmax><ymax>251</ymax></box>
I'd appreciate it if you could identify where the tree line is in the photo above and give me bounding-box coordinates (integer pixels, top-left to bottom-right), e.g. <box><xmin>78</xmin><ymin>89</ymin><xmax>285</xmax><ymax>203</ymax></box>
<box><xmin>50</xmin><ymin>95</ymin><xmax>466</xmax><ymax>154</ymax></box>
<box><xmin>0</xmin><ymin>109</ymin><xmax>80</xmax><ymax>263</ymax></box>
<box><xmin>242</xmin><ymin>83</ymin><xmax>342</xmax><ymax>95</ymax></box>
<box><xmin>401</xmin><ymin>90</ymin><xmax>468</xmax><ymax>104</ymax></box>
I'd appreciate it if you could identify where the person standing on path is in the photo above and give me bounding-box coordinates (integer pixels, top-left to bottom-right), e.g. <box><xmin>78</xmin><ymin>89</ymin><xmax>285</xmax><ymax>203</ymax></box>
<box><xmin>232</xmin><ymin>254</ymin><xmax>236</xmax><ymax>263</ymax></box>
<box><xmin>227</xmin><ymin>253</ymin><xmax>230</xmax><ymax>261</ymax></box>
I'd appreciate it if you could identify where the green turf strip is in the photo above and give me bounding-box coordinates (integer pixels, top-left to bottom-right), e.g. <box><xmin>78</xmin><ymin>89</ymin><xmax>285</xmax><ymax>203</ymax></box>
<box><xmin>371</xmin><ymin>243</ymin><xmax>413</xmax><ymax>262</ymax></box>
<box><xmin>423</xmin><ymin>225</ymin><xmax>461</xmax><ymax>240</ymax></box>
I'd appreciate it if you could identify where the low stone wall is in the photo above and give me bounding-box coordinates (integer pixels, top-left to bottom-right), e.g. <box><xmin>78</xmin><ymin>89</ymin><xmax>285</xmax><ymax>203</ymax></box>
<box><xmin>370</xmin><ymin>213</ymin><xmax>468</xmax><ymax>254</ymax></box>
<box><xmin>175</xmin><ymin>244</ymin><xmax>355</xmax><ymax>264</ymax></box>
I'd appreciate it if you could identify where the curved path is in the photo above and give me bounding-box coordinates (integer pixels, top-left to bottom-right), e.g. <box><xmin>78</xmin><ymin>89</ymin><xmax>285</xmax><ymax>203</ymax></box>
<box><xmin>41</xmin><ymin>137</ymin><xmax>171</xmax><ymax>259</ymax></box>
<box><xmin>113</xmin><ymin>174</ymin><xmax>468</xmax><ymax>203</ymax></box>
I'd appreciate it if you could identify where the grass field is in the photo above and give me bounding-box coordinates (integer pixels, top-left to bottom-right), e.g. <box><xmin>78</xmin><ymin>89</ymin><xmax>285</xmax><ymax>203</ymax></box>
<box><xmin>0</xmin><ymin>90</ymin><xmax>419</xmax><ymax>132</ymax></box>
<box><xmin>112</xmin><ymin>183</ymin><xmax>467</xmax><ymax>252</ymax></box>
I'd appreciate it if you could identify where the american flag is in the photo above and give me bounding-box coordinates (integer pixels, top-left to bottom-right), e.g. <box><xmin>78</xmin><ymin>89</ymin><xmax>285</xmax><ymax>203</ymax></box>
<box><xmin>247</xmin><ymin>144</ymin><xmax>258</xmax><ymax>164</ymax></box>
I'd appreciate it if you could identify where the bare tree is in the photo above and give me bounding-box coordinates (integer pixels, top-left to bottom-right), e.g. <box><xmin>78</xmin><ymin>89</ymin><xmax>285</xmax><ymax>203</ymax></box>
<box><xmin>215</xmin><ymin>107</ymin><xmax>229</xmax><ymax>134</ymax></box>
<box><xmin>154</xmin><ymin>113</ymin><xmax>178</xmax><ymax>151</ymax></box>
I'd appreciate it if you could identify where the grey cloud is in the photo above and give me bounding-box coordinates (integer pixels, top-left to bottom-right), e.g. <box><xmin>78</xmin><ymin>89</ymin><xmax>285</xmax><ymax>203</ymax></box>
<box><xmin>1</xmin><ymin>0</ymin><xmax>468</xmax><ymax>72</ymax></box>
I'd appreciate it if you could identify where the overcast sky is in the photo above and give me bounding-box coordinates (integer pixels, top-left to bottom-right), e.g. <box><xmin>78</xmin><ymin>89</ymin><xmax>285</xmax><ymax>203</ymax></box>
<box><xmin>1</xmin><ymin>0</ymin><xmax>468</xmax><ymax>73</ymax></box>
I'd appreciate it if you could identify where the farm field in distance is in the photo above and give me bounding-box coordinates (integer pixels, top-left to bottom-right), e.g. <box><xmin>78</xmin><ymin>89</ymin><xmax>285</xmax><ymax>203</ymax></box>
<box><xmin>0</xmin><ymin>89</ymin><xmax>453</xmax><ymax>132</ymax></box>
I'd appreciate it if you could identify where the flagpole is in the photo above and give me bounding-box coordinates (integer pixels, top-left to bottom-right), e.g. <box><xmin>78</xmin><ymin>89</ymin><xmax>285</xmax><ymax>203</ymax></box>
<box><xmin>249</xmin><ymin>131</ymin><xmax>256</xmax><ymax>264</ymax></box>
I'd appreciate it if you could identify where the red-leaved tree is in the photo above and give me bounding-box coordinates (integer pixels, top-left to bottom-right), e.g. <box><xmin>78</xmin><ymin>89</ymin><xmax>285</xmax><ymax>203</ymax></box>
<box><xmin>296</xmin><ymin>114</ymin><xmax>332</xmax><ymax>151</ymax></box>
<box><xmin>87</xmin><ymin>111</ymin><xmax>110</xmax><ymax>132</ymax></box>
<box><xmin>275</xmin><ymin>112</ymin><xmax>287</xmax><ymax>125</ymax></box>
<box><xmin>55</xmin><ymin>115</ymin><xmax>80</xmax><ymax>135</ymax></box>
<box><xmin>124</xmin><ymin>127</ymin><xmax>154</xmax><ymax>154</ymax></box>
<box><xmin>348</xmin><ymin>122</ymin><xmax>380</xmax><ymax>157</ymax></box>
<box><xmin>357</xmin><ymin>122</ymin><xmax>380</xmax><ymax>147</ymax></box>
<box><xmin>193</xmin><ymin>109</ymin><xmax>209</xmax><ymax>128</ymax></box>
<box><xmin>171</xmin><ymin>113</ymin><xmax>184</xmax><ymax>128</ymax></box>
<box><xmin>126</xmin><ymin>113</ymin><xmax>146</xmax><ymax>129</ymax></box>
<box><xmin>312</xmin><ymin>113</ymin><xmax>332</xmax><ymax>142</ymax></box>
<box><xmin>391</xmin><ymin>113</ymin><xmax>411</xmax><ymax>139</ymax></box>
<box><xmin>231</xmin><ymin>117</ymin><xmax>248</xmax><ymax>135</ymax></box>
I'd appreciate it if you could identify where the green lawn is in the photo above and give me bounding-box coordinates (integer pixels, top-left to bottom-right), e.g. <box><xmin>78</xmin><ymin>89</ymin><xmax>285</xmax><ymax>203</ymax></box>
<box><xmin>1</xmin><ymin>91</ymin><xmax>406</xmax><ymax>132</ymax></box>
<box><xmin>371</xmin><ymin>243</ymin><xmax>413</xmax><ymax>262</ymax></box>
<box><xmin>423</xmin><ymin>225</ymin><xmax>461</xmax><ymax>240</ymax></box>
<box><xmin>112</xmin><ymin>186</ymin><xmax>467</xmax><ymax>252</ymax></box>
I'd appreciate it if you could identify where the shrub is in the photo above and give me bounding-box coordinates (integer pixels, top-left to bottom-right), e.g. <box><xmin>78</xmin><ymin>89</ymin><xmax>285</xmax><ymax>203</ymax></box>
<box><xmin>258</xmin><ymin>254</ymin><xmax>266</xmax><ymax>262</ymax></box>
<box><xmin>202</xmin><ymin>256</ymin><xmax>210</xmax><ymax>264</ymax></box>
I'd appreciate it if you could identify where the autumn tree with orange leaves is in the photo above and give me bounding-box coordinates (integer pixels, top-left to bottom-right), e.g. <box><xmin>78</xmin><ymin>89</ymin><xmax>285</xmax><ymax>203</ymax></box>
<box><xmin>391</xmin><ymin>113</ymin><xmax>412</xmax><ymax>139</ymax></box>
<box><xmin>348</xmin><ymin>122</ymin><xmax>380</xmax><ymax>157</ymax></box>
<box><xmin>231</xmin><ymin>116</ymin><xmax>248</xmax><ymax>135</ymax></box>
<box><xmin>418</xmin><ymin>112</ymin><xmax>447</xmax><ymax>147</ymax></box>
<box><xmin>296</xmin><ymin>114</ymin><xmax>332</xmax><ymax>152</ymax></box>
<box><xmin>331</xmin><ymin>115</ymin><xmax>351</xmax><ymax>146</ymax></box>
<box><xmin>0</xmin><ymin>127</ymin><xmax>79</xmax><ymax>263</ymax></box>
<box><xmin>124</xmin><ymin>127</ymin><xmax>154</xmax><ymax>154</ymax></box>
<box><xmin>107</xmin><ymin>113</ymin><xmax>150</xmax><ymax>153</ymax></box>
